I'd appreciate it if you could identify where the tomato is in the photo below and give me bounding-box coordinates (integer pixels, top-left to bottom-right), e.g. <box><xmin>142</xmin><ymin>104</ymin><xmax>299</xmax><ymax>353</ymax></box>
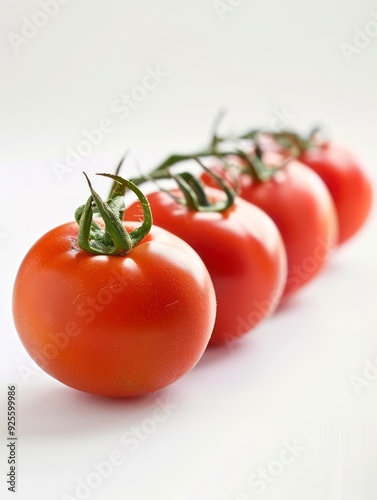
<box><xmin>124</xmin><ymin>188</ymin><xmax>287</xmax><ymax>346</ymax></box>
<box><xmin>299</xmin><ymin>143</ymin><xmax>372</xmax><ymax>245</ymax></box>
<box><xmin>12</xmin><ymin>221</ymin><xmax>216</xmax><ymax>397</ymax></box>
<box><xmin>202</xmin><ymin>159</ymin><xmax>338</xmax><ymax>296</ymax></box>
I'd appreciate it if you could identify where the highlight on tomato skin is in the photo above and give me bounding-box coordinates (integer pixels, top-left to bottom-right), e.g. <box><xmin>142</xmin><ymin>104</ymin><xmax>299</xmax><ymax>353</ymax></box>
<box><xmin>299</xmin><ymin>143</ymin><xmax>373</xmax><ymax>245</ymax></box>
<box><xmin>124</xmin><ymin>187</ymin><xmax>288</xmax><ymax>346</ymax></box>
<box><xmin>12</xmin><ymin>175</ymin><xmax>218</xmax><ymax>397</ymax></box>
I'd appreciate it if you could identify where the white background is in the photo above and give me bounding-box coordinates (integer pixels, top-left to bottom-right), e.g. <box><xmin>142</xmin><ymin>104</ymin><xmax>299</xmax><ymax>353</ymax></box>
<box><xmin>1</xmin><ymin>1</ymin><xmax>377</xmax><ymax>499</ymax></box>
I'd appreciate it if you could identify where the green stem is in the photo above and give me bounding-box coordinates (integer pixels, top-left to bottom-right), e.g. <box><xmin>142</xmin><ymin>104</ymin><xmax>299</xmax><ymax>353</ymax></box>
<box><xmin>128</xmin><ymin>168</ymin><xmax>175</xmax><ymax>188</ymax></box>
<box><xmin>152</xmin><ymin>151</ymin><xmax>214</xmax><ymax>172</ymax></box>
<box><xmin>109</xmin><ymin>139</ymin><xmax>268</xmax><ymax>200</ymax></box>
<box><xmin>209</xmin><ymin>108</ymin><xmax>227</xmax><ymax>151</ymax></box>
<box><xmin>212</xmin><ymin>130</ymin><xmax>300</xmax><ymax>181</ymax></box>
<box><xmin>98</xmin><ymin>173</ymin><xmax>152</xmax><ymax>247</ymax></box>
<box><xmin>108</xmin><ymin>153</ymin><xmax>129</xmax><ymax>203</ymax></box>
<box><xmin>176</xmin><ymin>171</ymin><xmax>211</xmax><ymax>208</ymax></box>
<box><xmin>75</xmin><ymin>173</ymin><xmax>152</xmax><ymax>256</ymax></box>
<box><xmin>107</xmin><ymin>151</ymin><xmax>212</xmax><ymax>200</ymax></box>
<box><xmin>193</xmin><ymin>157</ymin><xmax>235</xmax><ymax>212</ymax></box>
<box><xmin>107</xmin><ymin>122</ymin><xmax>306</xmax><ymax>200</ymax></box>
<box><xmin>240</xmin><ymin>128</ymin><xmax>322</xmax><ymax>156</ymax></box>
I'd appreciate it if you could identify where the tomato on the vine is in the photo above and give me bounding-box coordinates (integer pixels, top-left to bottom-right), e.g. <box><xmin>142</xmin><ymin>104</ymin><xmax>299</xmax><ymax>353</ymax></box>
<box><xmin>12</xmin><ymin>175</ymin><xmax>216</xmax><ymax>397</ymax></box>
<box><xmin>124</xmin><ymin>182</ymin><xmax>287</xmax><ymax>346</ymax></box>
<box><xmin>247</xmin><ymin>130</ymin><xmax>373</xmax><ymax>246</ymax></box>
<box><xmin>299</xmin><ymin>142</ymin><xmax>372</xmax><ymax>245</ymax></box>
<box><xmin>201</xmin><ymin>156</ymin><xmax>338</xmax><ymax>296</ymax></box>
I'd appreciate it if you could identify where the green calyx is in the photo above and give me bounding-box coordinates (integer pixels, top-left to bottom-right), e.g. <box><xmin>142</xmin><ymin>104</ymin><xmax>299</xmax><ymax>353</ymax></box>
<box><xmin>166</xmin><ymin>158</ymin><xmax>236</xmax><ymax>212</ymax></box>
<box><xmin>75</xmin><ymin>173</ymin><xmax>152</xmax><ymax>256</ymax></box>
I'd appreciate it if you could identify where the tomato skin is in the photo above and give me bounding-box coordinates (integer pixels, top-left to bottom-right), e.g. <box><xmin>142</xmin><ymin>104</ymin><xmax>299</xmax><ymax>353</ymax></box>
<box><xmin>231</xmin><ymin>161</ymin><xmax>338</xmax><ymax>296</ymax></box>
<box><xmin>125</xmin><ymin>189</ymin><xmax>287</xmax><ymax>346</ymax></box>
<box><xmin>299</xmin><ymin>143</ymin><xmax>373</xmax><ymax>245</ymax></box>
<box><xmin>12</xmin><ymin>222</ymin><xmax>216</xmax><ymax>397</ymax></box>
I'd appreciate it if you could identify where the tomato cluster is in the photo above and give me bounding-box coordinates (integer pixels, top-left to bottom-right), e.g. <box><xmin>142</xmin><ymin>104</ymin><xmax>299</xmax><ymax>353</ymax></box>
<box><xmin>12</xmin><ymin>126</ymin><xmax>372</xmax><ymax>397</ymax></box>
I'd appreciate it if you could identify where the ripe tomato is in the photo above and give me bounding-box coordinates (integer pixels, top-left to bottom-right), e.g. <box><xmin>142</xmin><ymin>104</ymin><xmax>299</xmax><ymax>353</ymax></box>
<box><xmin>13</xmin><ymin>221</ymin><xmax>216</xmax><ymax>397</ymax></box>
<box><xmin>124</xmin><ymin>188</ymin><xmax>287</xmax><ymax>346</ymax></box>
<box><xmin>299</xmin><ymin>143</ymin><xmax>372</xmax><ymax>245</ymax></box>
<box><xmin>202</xmin><ymin>158</ymin><xmax>338</xmax><ymax>296</ymax></box>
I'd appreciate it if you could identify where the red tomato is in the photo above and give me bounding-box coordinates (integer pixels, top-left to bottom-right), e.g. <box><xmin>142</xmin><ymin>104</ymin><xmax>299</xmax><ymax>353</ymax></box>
<box><xmin>299</xmin><ymin>143</ymin><xmax>372</xmax><ymax>245</ymax></box>
<box><xmin>125</xmin><ymin>188</ymin><xmax>287</xmax><ymax>346</ymax></box>
<box><xmin>202</xmin><ymin>159</ymin><xmax>339</xmax><ymax>296</ymax></box>
<box><xmin>13</xmin><ymin>222</ymin><xmax>216</xmax><ymax>397</ymax></box>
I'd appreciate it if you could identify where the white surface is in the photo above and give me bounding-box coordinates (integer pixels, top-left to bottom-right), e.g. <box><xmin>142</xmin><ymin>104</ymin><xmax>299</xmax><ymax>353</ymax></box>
<box><xmin>1</xmin><ymin>1</ymin><xmax>377</xmax><ymax>499</ymax></box>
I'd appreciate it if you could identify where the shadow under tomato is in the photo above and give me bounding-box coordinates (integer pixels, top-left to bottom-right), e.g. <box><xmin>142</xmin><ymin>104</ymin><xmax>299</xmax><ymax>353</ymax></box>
<box><xmin>195</xmin><ymin>333</ymin><xmax>256</xmax><ymax>369</ymax></box>
<box><xmin>17</xmin><ymin>378</ymin><xmax>181</xmax><ymax>438</ymax></box>
<box><xmin>276</xmin><ymin>248</ymin><xmax>347</xmax><ymax>315</ymax></box>
<box><xmin>274</xmin><ymin>292</ymin><xmax>308</xmax><ymax>315</ymax></box>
